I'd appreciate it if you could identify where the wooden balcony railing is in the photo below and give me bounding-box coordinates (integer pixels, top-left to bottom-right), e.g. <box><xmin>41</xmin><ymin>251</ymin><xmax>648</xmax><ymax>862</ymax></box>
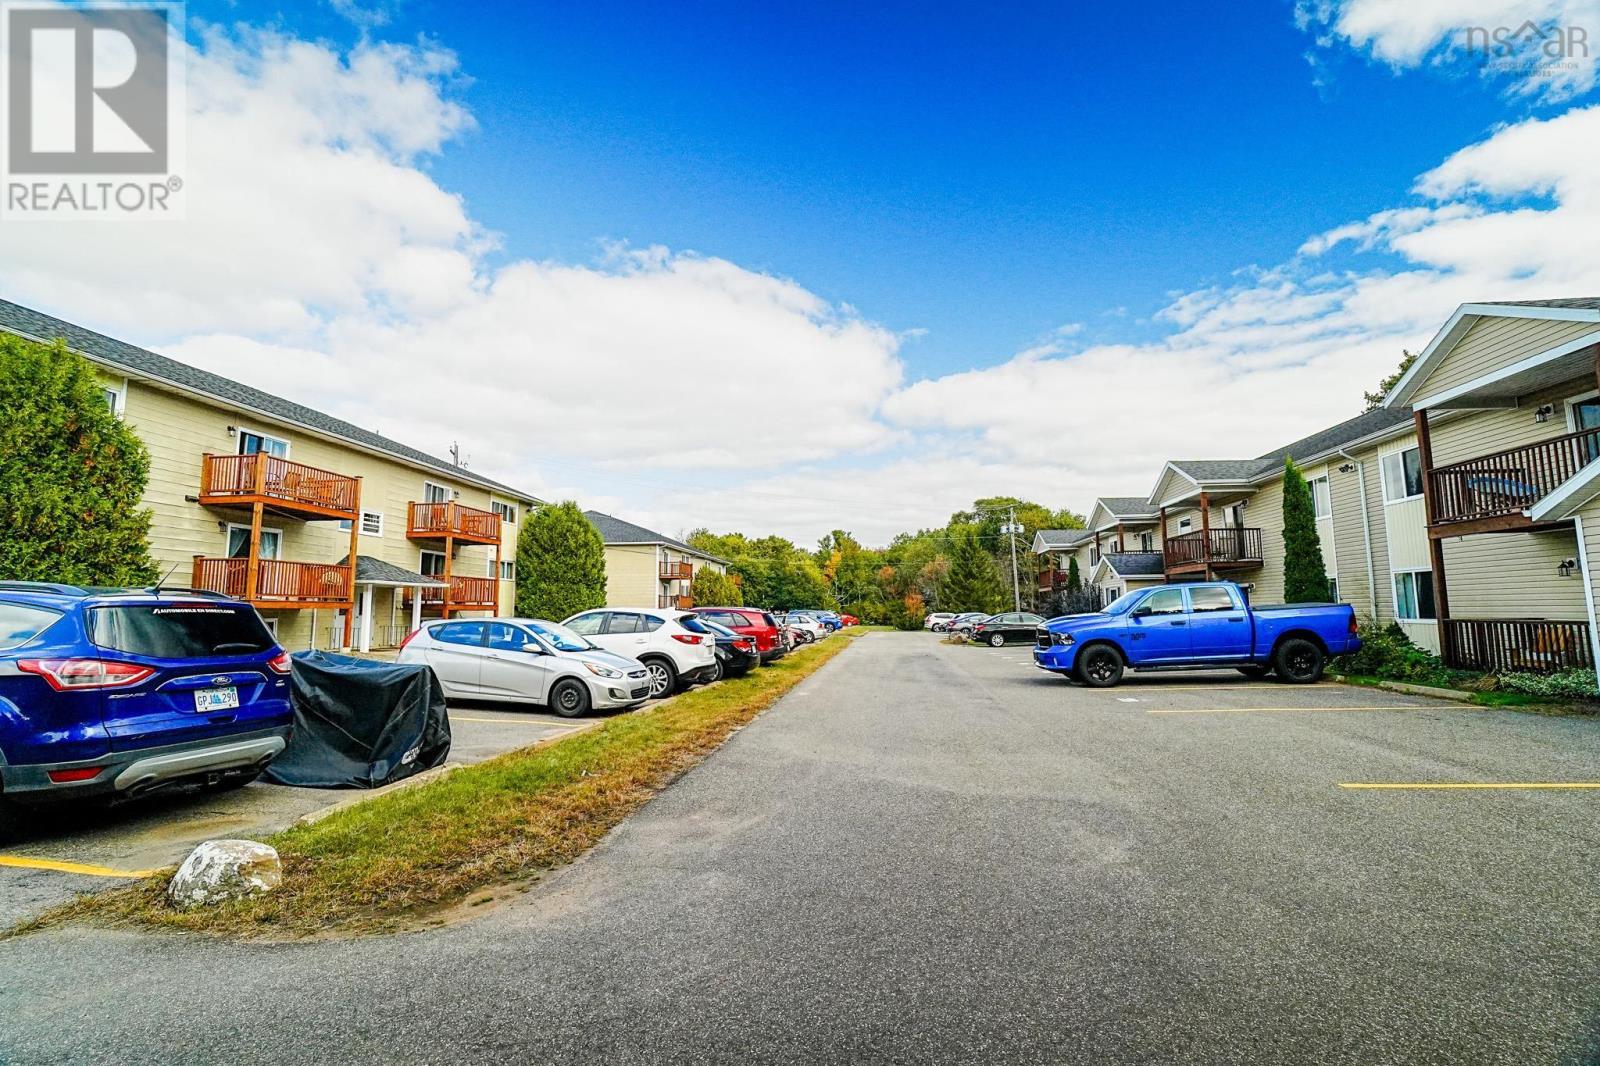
<box><xmin>1444</xmin><ymin>619</ymin><xmax>1594</xmax><ymax>675</ymax></box>
<box><xmin>407</xmin><ymin>501</ymin><xmax>501</xmax><ymax>544</ymax></box>
<box><xmin>1164</xmin><ymin>527</ymin><xmax>1263</xmax><ymax>571</ymax></box>
<box><xmin>674</xmin><ymin>594</ymin><xmax>694</xmax><ymax>609</ymax></box>
<box><xmin>660</xmin><ymin>561</ymin><xmax>694</xmax><ymax>581</ymax></box>
<box><xmin>200</xmin><ymin>453</ymin><xmax>359</xmax><ymax>518</ymax></box>
<box><xmin>405</xmin><ymin>575</ymin><xmax>499</xmax><ymax>610</ymax></box>
<box><xmin>1037</xmin><ymin>567</ymin><xmax>1066</xmax><ymax>591</ymax></box>
<box><xmin>192</xmin><ymin>556</ymin><xmax>352</xmax><ymax>607</ymax></box>
<box><xmin>1428</xmin><ymin>426</ymin><xmax>1600</xmax><ymax>527</ymax></box>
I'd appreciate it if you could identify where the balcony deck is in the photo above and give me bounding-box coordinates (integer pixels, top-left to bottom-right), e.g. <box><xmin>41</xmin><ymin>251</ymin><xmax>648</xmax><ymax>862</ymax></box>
<box><xmin>1426</xmin><ymin>426</ymin><xmax>1600</xmax><ymax>536</ymax></box>
<box><xmin>1163</xmin><ymin>528</ymin><xmax>1262</xmax><ymax>576</ymax></box>
<box><xmin>406</xmin><ymin>501</ymin><xmax>501</xmax><ymax>545</ymax></box>
<box><xmin>199</xmin><ymin>453</ymin><xmax>359</xmax><ymax>521</ymax></box>
<box><xmin>1444</xmin><ymin>618</ymin><xmax>1593</xmax><ymax>674</ymax></box>
<box><xmin>660</xmin><ymin>561</ymin><xmax>694</xmax><ymax>581</ymax></box>
<box><xmin>404</xmin><ymin>575</ymin><xmax>499</xmax><ymax>613</ymax></box>
<box><xmin>191</xmin><ymin>556</ymin><xmax>352</xmax><ymax>609</ymax></box>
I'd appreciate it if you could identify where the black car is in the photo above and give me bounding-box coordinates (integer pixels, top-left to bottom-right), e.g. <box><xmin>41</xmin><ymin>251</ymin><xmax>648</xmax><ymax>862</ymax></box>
<box><xmin>697</xmin><ymin>618</ymin><xmax>760</xmax><ymax>680</ymax></box>
<box><xmin>970</xmin><ymin>612</ymin><xmax>1046</xmax><ymax>646</ymax></box>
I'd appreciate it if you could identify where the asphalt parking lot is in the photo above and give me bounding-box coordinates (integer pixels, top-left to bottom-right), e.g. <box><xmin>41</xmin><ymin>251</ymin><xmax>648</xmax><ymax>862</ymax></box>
<box><xmin>0</xmin><ymin>701</ymin><xmax>592</xmax><ymax>928</ymax></box>
<box><xmin>6</xmin><ymin>631</ymin><xmax>1600</xmax><ymax>1064</ymax></box>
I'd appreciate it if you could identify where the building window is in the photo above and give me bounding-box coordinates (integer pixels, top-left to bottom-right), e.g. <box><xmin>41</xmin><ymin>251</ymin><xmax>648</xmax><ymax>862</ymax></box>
<box><xmin>227</xmin><ymin>524</ymin><xmax>282</xmax><ymax>560</ymax></box>
<box><xmin>338</xmin><ymin>511</ymin><xmax>384</xmax><ymax>536</ymax></box>
<box><xmin>1309</xmin><ymin>476</ymin><xmax>1332</xmax><ymax>518</ymax></box>
<box><xmin>1381</xmin><ymin>447</ymin><xmax>1424</xmax><ymax>503</ymax></box>
<box><xmin>1178</xmin><ymin>518</ymin><xmax>1192</xmax><ymax>532</ymax></box>
<box><xmin>100</xmin><ymin>382</ymin><xmax>125</xmax><ymax>416</ymax></box>
<box><xmin>419</xmin><ymin>550</ymin><xmax>446</xmax><ymax>578</ymax></box>
<box><xmin>422</xmin><ymin>481</ymin><xmax>450</xmax><ymax>504</ymax></box>
<box><xmin>1394</xmin><ymin>570</ymin><xmax>1436</xmax><ymax>620</ymax></box>
<box><xmin>1327</xmin><ymin>577</ymin><xmax>1339</xmax><ymax>602</ymax></box>
<box><xmin>491</xmin><ymin>501</ymin><xmax>518</xmax><ymax>524</ymax></box>
<box><xmin>500</xmin><ymin>561</ymin><xmax>515</xmax><ymax>580</ymax></box>
<box><xmin>1139</xmin><ymin>532</ymin><xmax>1153</xmax><ymax>552</ymax></box>
<box><xmin>237</xmin><ymin>429</ymin><xmax>289</xmax><ymax>458</ymax></box>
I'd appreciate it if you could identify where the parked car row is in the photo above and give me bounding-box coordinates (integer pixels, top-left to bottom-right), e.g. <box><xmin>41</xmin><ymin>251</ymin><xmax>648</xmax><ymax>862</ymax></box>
<box><xmin>926</xmin><ymin>610</ymin><xmax>1045</xmax><ymax>646</ymax></box>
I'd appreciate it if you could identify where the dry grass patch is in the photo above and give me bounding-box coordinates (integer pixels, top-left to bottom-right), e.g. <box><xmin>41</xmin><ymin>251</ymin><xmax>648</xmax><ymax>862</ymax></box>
<box><xmin>12</xmin><ymin>633</ymin><xmax>866</xmax><ymax>940</ymax></box>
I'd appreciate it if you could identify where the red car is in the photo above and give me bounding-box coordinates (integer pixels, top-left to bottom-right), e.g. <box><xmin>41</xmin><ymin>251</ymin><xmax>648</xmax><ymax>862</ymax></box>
<box><xmin>693</xmin><ymin>607</ymin><xmax>786</xmax><ymax>662</ymax></box>
<box><xmin>839</xmin><ymin>614</ymin><xmax>859</xmax><ymax>626</ymax></box>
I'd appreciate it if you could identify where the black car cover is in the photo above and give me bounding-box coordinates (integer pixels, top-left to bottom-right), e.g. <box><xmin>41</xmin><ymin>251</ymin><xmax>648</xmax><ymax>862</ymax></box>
<box><xmin>263</xmin><ymin>651</ymin><xmax>451</xmax><ymax>789</ymax></box>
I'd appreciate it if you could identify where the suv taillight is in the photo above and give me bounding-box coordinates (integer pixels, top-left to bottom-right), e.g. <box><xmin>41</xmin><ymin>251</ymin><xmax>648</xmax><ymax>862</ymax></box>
<box><xmin>672</xmin><ymin>633</ymin><xmax>704</xmax><ymax>645</ymax></box>
<box><xmin>17</xmin><ymin>659</ymin><xmax>155</xmax><ymax>691</ymax></box>
<box><xmin>267</xmin><ymin>650</ymin><xmax>293</xmax><ymax>674</ymax></box>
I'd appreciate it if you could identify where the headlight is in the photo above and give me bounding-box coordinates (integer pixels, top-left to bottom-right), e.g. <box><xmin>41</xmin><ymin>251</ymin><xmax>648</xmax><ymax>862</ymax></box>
<box><xmin>1053</xmin><ymin>632</ymin><xmax>1075</xmax><ymax>646</ymax></box>
<box><xmin>583</xmin><ymin>661</ymin><xmax>623</xmax><ymax>679</ymax></box>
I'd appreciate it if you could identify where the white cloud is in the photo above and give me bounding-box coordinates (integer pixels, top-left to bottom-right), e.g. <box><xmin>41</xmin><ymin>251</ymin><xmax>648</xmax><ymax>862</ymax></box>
<box><xmin>1297</xmin><ymin>0</ymin><xmax>1600</xmax><ymax>100</ymax></box>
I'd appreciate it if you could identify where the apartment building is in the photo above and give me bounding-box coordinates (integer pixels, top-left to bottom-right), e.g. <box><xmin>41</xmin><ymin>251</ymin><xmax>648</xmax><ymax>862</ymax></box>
<box><xmin>1032</xmin><ymin>528</ymin><xmax>1095</xmax><ymax>600</ymax></box>
<box><xmin>1083</xmin><ymin>497</ymin><xmax>1164</xmax><ymax>604</ymax></box>
<box><xmin>2</xmin><ymin>300</ymin><xmax>539</xmax><ymax>653</ymax></box>
<box><xmin>584</xmin><ymin>511</ymin><xmax>729</xmax><ymax>608</ymax></box>
<box><xmin>1382</xmin><ymin>298</ymin><xmax>1600</xmax><ymax>676</ymax></box>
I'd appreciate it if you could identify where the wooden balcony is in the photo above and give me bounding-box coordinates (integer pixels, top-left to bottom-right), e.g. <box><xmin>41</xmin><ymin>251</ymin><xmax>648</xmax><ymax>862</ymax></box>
<box><xmin>406</xmin><ymin>501</ymin><xmax>501</xmax><ymax>545</ymax></box>
<box><xmin>1164</xmin><ymin>527</ymin><xmax>1263</xmax><ymax>576</ymax></box>
<box><xmin>192</xmin><ymin>556</ymin><xmax>352</xmax><ymax>608</ymax></box>
<box><xmin>1037</xmin><ymin>567</ymin><xmax>1067</xmax><ymax>592</ymax></box>
<box><xmin>1427</xmin><ymin>426</ymin><xmax>1600</xmax><ymax>536</ymax></box>
<box><xmin>200</xmin><ymin>453</ymin><xmax>359</xmax><ymax>520</ymax></box>
<box><xmin>404</xmin><ymin>575</ymin><xmax>499</xmax><ymax>612</ymax></box>
<box><xmin>660</xmin><ymin>561</ymin><xmax>694</xmax><ymax>581</ymax></box>
<box><xmin>1444</xmin><ymin>618</ymin><xmax>1593</xmax><ymax>674</ymax></box>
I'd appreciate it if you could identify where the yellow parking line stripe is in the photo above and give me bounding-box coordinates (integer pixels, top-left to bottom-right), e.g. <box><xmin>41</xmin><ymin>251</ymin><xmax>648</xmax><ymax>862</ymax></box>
<box><xmin>1147</xmin><ymin>705</ymin><xmax>1450</xmax><ymax>715</ymax></box>
<box><xmin>0</xmin><ymin>855</ymin><xmax>162</xmax><ymax>879</ymax></box>
<box><xmin>1340</xmin><ymin>782</ymin><xmax>1600</xmax><ymax>790</ymax></box>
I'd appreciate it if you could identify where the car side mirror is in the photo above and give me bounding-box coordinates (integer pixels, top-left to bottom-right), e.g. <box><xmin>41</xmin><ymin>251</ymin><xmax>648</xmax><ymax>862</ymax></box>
<box><xmin>1131</xmin><ymin>606</ymin><xmax>1152</xmax><ymax>618</ymax></box>
<box><xmin>520</xmin><ymin>644</ymin><xmax>544</xmax><ymax>654</ymax></box>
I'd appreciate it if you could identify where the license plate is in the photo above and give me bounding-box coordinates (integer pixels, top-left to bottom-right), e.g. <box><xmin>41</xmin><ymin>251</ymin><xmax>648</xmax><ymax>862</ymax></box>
<box><xmin>194</xmin><ymin>686</ymin><xmax>239</xmax><ymax>712</ymax></box>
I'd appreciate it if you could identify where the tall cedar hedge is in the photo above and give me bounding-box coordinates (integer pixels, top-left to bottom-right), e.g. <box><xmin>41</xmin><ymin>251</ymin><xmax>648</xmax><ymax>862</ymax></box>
<box><xmin>0</xmin><ymin>335</ymin><xmax>159</xmax><ymax>585</ymax></box>
<box><xmin>689</xmin><ymin>567</ymin><xmax>742</xmax><ymax>607</ymax></box>
<box><xmin>941</xmin><ymin>524</ymin><xmax>1006</xmax><ymax>613</ymax></box>
<box><xmin>514</xmin><ymin>501</ymin><xmax>608</xmax><ymax>619</ymax></box>
<box><xmin>1281</xmin><ymin>457</ymin><xmax>1330</xmax><ymax>603</ymax></box>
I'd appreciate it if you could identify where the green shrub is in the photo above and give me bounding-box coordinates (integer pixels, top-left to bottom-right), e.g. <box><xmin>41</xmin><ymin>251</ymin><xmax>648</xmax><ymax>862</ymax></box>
<box><xmin>517</xmin><ymin>502</ymin><xmax>607</xmax><ymax>619</ymax></box>
<box><xmin>1333</xmin><ymin>622</ymin><xmax>1475</xmax><ymax>688</ymax></box>
<box><xmin>886</xmin><ymin>592</ymin><xmax>926</xmax><ymax>631</ymax></box>
<box><xmin>1497</xmin><ymin>669</ymin><xmax>1600</xmax><ymax>701</ymax></box>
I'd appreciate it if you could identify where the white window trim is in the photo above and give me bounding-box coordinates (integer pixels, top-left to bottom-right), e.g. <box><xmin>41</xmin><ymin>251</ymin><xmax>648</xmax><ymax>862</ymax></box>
<box><xmin>1391</xmin><ymin>568</ymin><xmax>1437</xmax><ymax>624</ymax></box>
<box><xmin>422</xmin><ymin>480</ymin><xmax>453</xmax><ymax>504</ymax></box>
<box><xmin>419</xmin><ymin>549</ymin><xmax>446</xmax><ymax>577</ymax></box>
<box><xmin>226</xmin><ymin>522</ymin><xmax>284</xmax><ymax>560</ymax></box>
<box><xmin>1309</xmin><ymin>474</ymin><xmax>1332</xmax><ymax>519</ymax></box>
<box><xmin>1380</xmin><ymin>445</ymin><xmax>1424</xmax><ymax>506</ymax></box>
<box><xmin>491</xmin><ymin>499</ymin><xmax>518</xmax><ymax>524</ymax></box>
<box><xmin>339</xmin><ymin>510</ymin><xmax>385</xmax><ymax>537</ymax></box>
<box><xmin>235</xmin><ymin>426</ymin><xmax>291</xmax><ymax>459</ymax></box>
<box><xmin>1563</xmin><ymin>389</ymin><xmax>1600</xmax><ymax>432</ymax></box>
<box><xmin>101</xmin><ymin>378</ymin><xmax>127</xmax><ymax>418</ymax></box>
<box><xmin>261</xmin><ymin>616</ymin><xmax>279</xmax><ymax>637</ymax></box>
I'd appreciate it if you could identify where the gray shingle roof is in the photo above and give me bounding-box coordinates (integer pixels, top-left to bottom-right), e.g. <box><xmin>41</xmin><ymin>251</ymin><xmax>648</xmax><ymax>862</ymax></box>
<box><xmin>0</xmin><ymin>298</ymin><xmax>539</xmax><ymax>503</ymax></box>
<box><xmin>584</xmin><ymin>511</ymin><xmax>729</xmax><ymax>565</ymax></box>
<box><xmin>1168</xmin><ymin>459</ymin><xmax>1259</xmax><ymax>482</ymax></box>
<box><xmin>1034</xmin><ymin>528</ymin><xmax>1095</xmax><ymax>549</ymax></box>
<box><xmin>1098</xmin><ymin>496</ymin><xmax>1155</xmax><ymax>518</ymax></box>
<box><xmin>1103</xmin><ymin>552</ymin><xmax>1165</xmax><ymax>577</ymax></box>
<box><xmin>1167</xmin><ymin>405</ymin><xmax>1416</xmax><ymax>490</ymax></box>
<box><xmin>339</xmin><ymin>555</ymin><xmax>447</xmax><ymax>587</ymax></box>
<box><xmin>1483</xmin><ymin>297</ymin><xmax>1600</xmax><ymax>310</ymax></box>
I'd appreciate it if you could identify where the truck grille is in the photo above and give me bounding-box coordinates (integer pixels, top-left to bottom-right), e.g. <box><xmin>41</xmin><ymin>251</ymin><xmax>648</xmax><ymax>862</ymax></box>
<box><xmin>1036</xmin><ymin>631</ymin><xmax>1051</xmax><ymax>648</ymax></box>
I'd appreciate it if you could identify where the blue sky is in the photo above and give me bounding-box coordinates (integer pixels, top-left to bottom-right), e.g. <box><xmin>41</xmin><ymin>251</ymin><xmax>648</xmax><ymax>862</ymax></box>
<box><xmin>10</xmin><ymin>0</ymin><xmax>1600</xmax><ymax>543</ymax></box>
<box><xmin>202</xmin><ymin>0</ymin><xmax>1550</xmax><ymax>370</ymax></box>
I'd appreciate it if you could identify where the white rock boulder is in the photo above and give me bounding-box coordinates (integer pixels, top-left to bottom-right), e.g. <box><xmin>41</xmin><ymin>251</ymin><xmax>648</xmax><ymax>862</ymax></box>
<box><xmin>168</xmin><ymin>839</ymin><xmax>282</xmax><ymax>908</ymax></box>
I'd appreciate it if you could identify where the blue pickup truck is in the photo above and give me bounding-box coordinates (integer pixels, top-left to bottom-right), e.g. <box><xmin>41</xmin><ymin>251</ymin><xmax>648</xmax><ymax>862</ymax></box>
<box><xmin>1032</xmin><ymin>582</ymin><xmax>1359</xmax><ymax>687</ymax></box>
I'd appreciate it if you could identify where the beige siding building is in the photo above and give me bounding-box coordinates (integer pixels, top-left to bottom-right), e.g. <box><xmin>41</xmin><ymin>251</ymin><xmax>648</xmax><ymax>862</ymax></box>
<box><xmin>2</xmin><ymin>300</ymin><xmax>539</xmax><ymax>652</ymax></box>
<box><xmin>584</xmin><ymin>512</ymin><xmax>729</xmax><ymax>609</ymax></box>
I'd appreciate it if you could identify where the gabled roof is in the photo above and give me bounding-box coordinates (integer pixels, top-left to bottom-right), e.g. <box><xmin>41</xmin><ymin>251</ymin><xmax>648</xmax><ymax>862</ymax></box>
<box><xmin>1247</xmin><ymin>405</ymin><xmax>1415</xmax><ymax>474</ymax></box>
<box><xmin>0</xmin><ymin>299</ymin><xmax>539</xmax><ymax>503</ymax></box>
<box><xmin>341</xmin><ymin>555</ymin><xmax>447</xmax><ymax>588</ymax></box>
<box><xmin>1097</xmin><ymin>496</ymin><xmax>1156</xmax><ymax>519</ymax></box>
<box><xmin>1032</xmin><ymin>528</ymin><xmax>1095</xmax><ymax>551</ymax></box>
<box><xmin>1384</xmin><ymin>298</ymin><xmax>1600</xmax><ymax>408</ymax></box>
<box><xmin>584</xmin><ymin>510</ymin><xmax>729</xmax><ymax>564</ymax></box>
<box><xmin>1167</xmin><ymin>459</ymin><xmax>1257</xmax><ymax>482</ymax></box>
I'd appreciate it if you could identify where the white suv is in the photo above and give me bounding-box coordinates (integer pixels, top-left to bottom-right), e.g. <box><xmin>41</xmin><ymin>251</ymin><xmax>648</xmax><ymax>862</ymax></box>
<box><xmin>563</xmin><ymin>608</ymin><xmax>719</xmax><ymax>698</ymax></box>
<box><xmin>925</xmin><ymin>612</ymin><xmax>956</xmax><ymax>632</ymax></box>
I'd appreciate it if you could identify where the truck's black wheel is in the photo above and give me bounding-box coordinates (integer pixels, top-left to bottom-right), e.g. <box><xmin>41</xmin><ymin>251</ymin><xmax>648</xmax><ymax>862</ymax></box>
<box><xmin>1273</xmin><ymin>639</ymin><xmax>1325</xmax><ymax>684</ymax></box>
<box><xmin>1075</xmin><ymin>645</ymin><xmax>1124</xmax><ymax>688</ymax></box>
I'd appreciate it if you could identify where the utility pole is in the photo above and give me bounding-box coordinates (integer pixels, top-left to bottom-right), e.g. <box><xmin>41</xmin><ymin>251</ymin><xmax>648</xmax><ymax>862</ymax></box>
<box><xmin>1002</xmin><ymin>506</ymin><xmax>1023</xmax><ymax>612</ymax></box>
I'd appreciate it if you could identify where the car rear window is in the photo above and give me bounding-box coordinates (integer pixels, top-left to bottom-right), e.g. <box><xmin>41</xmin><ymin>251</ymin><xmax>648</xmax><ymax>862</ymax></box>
<box><xmin>760</xmin><ymin>613</ymin><xmax>777</xmax><ymax>627</ymax></box>
<box><xmin>0</xmin><ymin>602</ymin><xmax>62</xmax><ymax>650</ymax></box>
<box><xmin>88</xmin><ymin>603</ymin><xmax>276</xmax><ymax>658</ymax></box>
<box><xmin>678</xmin><ymin>615</ymin><xmax>712</xmax><ymax>635</ymax></box>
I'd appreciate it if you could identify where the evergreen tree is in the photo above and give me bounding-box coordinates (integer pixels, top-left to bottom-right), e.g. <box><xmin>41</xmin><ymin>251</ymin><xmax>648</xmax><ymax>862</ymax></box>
<box><xmin>0</xmin><ymin>336</ymin><xmax>158</xmax><ymax>585</ymax></box>
<box><xmin>1281</xmin><ymin>458</ymin><xmax>1330</xmax><ymax>603</ymax></box>
<box><xmin>1065</xmin><ymin>555</ymin><xmax>1081</xmax><ymax>592</ymax></box>
<box><xmin>516</xmin><ymin>502</ymin><xmax>608</xmax><ymax>619</ymax></box>
<box><xmin>941</xmin><ymin>525</ymin><xmax>1006</xmax><ymax>613</ymax></box>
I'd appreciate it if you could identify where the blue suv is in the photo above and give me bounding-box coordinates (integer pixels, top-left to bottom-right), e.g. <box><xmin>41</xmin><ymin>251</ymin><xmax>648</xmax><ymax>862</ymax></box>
<box><xmin>0</xmin><ymin>583</ymin><xmax>294</xmax><ymax>830</ymax></box>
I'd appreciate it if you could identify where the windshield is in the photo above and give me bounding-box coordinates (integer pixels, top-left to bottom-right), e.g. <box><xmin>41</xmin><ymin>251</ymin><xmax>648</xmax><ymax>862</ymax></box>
<box><xmin>1100</xmin><ymin>591</ymin><xmax>1143</xmax><ymax>615</ymax></box>
<box><xmin>526</xmin><ymin>621</ymin><xmax>596</xmax><ymax>653</ymax></box>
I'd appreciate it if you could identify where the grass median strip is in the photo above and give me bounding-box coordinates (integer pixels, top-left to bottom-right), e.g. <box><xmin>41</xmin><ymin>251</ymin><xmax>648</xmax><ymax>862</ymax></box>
<box><xmin>9</xmin><ymin>631</ymin><xmax>868</xmax><ymax>941</ymax></box>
